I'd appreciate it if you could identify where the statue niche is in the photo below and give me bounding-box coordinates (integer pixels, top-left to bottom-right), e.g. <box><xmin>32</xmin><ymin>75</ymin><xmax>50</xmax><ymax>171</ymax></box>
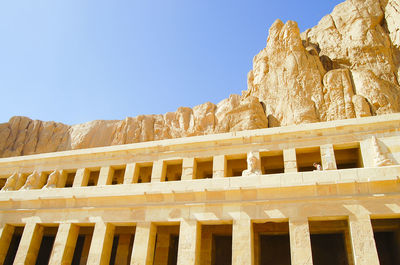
<box><xmin>43</xmin><ymin>170</ymin><xmax>60</xmax><ymax>189</ymax></box>
<box><xmin>21</xmin><ymin>171</ymin><xmax>40</xmax><ymax>190</ymax></box>
<box><xmin>1</xmin><ymin>173</ymin><xmax>20</xmax><ymax>191</ymax></box>
<box><xmin>242</xmin><ymin>152</ymin><xmax>262</xmax><ymax>176</ymax></box>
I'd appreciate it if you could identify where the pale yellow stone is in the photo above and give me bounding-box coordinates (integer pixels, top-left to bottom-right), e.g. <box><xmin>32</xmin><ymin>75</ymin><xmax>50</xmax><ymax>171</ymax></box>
<box><xmin>87</xmin><ymin>222</ymin><xmax>115</xmax><ymax>265</ymax></box>
<box><xmin>289</xmin><ymin>218</ymin><xmax>313</xmax><ymax>265</ymax></box>
<box><xmin>283</xmin><ymin>148</ymin><xmax>297</xmax><ymax>173</ymax></box>
<box><xmin>212</xmin><ymin>155</ymin><xmax>226</xmax><ymax>178</ymax></box>
<box><xmin>232</xmin><ymin>217</ymin><xmax>253</xmax><ymax>265</ymax></box>
<box><xmin>73</xmin><ymin>168</ymin><xmax>89</xmax><ymax>187</ymax></box>
<box><xmin>13</xmin><ymin>222</ymin><xmax>44</xmax><ymax>265</ymax></box>
<box><xmin>98</xmin><ymin>166</ymin><xmax>114</xmax><ymax>186</ymax></box>
<box><xmin>348</xmin><ymin>215</ymin><xmax>380</xmax><ymax>265</ymax></box>
<box><xmin>48</xmin><ymin>223</ymin><xmax>79</xmax><ymax>265</ymax></box>
<box><xmin>177</xmin><ymin>219</ymin><xmax>200</xmax><ymax>265</ymax></box>
<box><xmin>131</xmin><ymin>222</ymin><xmax>156</xmax><ymax>265</ymax></box>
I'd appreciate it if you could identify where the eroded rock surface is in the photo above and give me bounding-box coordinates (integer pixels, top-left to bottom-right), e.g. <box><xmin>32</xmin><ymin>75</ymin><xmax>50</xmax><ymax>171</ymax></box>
<box><xmin>0</xmin><ymin>96</ymin><xmax>267</xmax><ymax>157</ymax></box>
<box><xmin>246</xmin><ymin>0</ymin><xmax>400</xmax><ymax>126</ymax></box>
<box><xmin>1</xmin><ymin>0</ymin><xmax>400</xmax><ymax>157</ymax></box>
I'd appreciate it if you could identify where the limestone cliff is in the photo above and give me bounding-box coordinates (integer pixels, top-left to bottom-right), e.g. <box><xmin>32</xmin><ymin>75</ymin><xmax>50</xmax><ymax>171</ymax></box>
<box><xmin>1</xmin><ymin>0</ymin><xmax>399</xmax><ymax>157</ymax></box>
<box><xmin>246</xmin><ymin>0</ymin><xmax>400</xmax><ymax>126</ymax></box>
<box><xmin>0</xmin><ymin>96</ymin><xmax>267</xmax><ymax>157</ymax></box>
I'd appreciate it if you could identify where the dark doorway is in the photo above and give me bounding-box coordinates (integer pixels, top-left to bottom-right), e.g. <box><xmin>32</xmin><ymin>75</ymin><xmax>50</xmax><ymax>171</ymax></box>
<box><xmin>212</xmin><ymin>235</ymin><xmax>232</xmax><ymax>265</ymax></box>
<box><xmin>260</xmin><ymin>235</ymin><xmax>291</xmax><ymax>265</ymax></box>
<box><xmin>310</xmin><ymin>233</ymin><xmax>349</xmax><ymax>265</ymax></box>
<box><xmin>372</xmin><ymin>218</ymin><xmax>400</xmax><ymax>265</ymax></box>
<box><xmin>3</xmin><ymin>227</ymin><xmax>24</xmax><ymax>265</ymax></box>
<box><xmin>35</xmin><ymin>235</ymin><xmax>57</xmax><ymax>265</ymax></box>
<box><xmin>168</xmin><ymin>234</ymin><xmax>179</xmax><ymax>265</ymax></box>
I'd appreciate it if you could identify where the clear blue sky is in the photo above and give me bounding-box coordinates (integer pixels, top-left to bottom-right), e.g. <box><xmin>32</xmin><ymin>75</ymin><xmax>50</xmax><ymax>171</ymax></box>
<box><xmin>0</xmin><ymin>0</ymin><xmax>343</xmax><ymax>125</ymax></box>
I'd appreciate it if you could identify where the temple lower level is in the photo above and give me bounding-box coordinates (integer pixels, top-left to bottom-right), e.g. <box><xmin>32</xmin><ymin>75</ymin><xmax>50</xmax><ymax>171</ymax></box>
<box><xmin>0</xmin><ymin>114</ymin><xmax>400</xmax><ymax>265</ymax></box>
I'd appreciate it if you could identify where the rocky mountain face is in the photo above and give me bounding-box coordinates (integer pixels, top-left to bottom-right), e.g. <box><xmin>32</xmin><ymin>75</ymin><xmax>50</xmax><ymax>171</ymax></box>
<box><xmin>1</xmin><ymin>0</ymin><xmax>399</xmax><ymax>157</ymax></box>
<box><xmin>245</xmin><ymin>0</ymin><xmax>400</xmax><ymax>126</ymax></box>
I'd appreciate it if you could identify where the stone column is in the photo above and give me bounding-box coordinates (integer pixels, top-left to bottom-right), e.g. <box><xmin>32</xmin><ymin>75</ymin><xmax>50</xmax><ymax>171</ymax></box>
<box><xmin>13</xmin><ymin>222</ymin><xmax>44</xmax><ymax>265</ymax></box>
<box><xmin>57</xmin><ymin>170</ymin><xmax>68</xmax><ymax>188</ymax></box>
<box><xmin>48</xmin><ymin>223</ymin><xmax>79</xmax><ymax>265</ymax></box>
<box><xmin>114</xmin><ymin>234</ymin><xmax>132</xmax><ymax>265</ymax></box>
<box><xmin>131</xmin><ymin>222</ymin><xmax>157</xmax><ymax>265</ymax></box>
<box><xmin>72</xmin><ymin>168</ymin><xmax>89</xmax><ymax>187</ymax></box>
<box><xmin>123</xmin><ymin>163</ymin><xmax>136</xmax><ymax>184</ymax></box>
<box><xmin>97</xmin><ymin>166</ymin><xmax>114</xmax><ymax>186</ymax></box>
<box><xmin>0</xmin><ymin>224</ymin><xmax>15</xmax><ymax>264</ymax></box>
<box><xmin>283</xmin><ymin>148</ymin><xmax>298</xmax><ymax>173</ymax></box>
<box><xmin>232</xmin><ymin>218</ymin><xmax>253</xmax><ymax>265</ymax></box>
<box><xmin>151</xmin><ymin>160</ymin><xmax>165</xmax><ymax>182</ymax></box>
<box><xmin>289</xmin><ymin>218</ymin><xmax>313</xmax><ymax>265</ymax></box>
<box><xmin>181</xmin><ymin>158</ymin><xmax>195</xmax><ymax>180</ymax></box>
<box><xmin>177</xmin><ymin>219</ymin><xmax>200</xmax><ymax>265</ymax></box>
<box><xmin>320</xmin><ymin>144</ymin><xmax>337</xmax><ymax>170</ymax></box>
<box><xmin>212</xmin><ymin>155</ymin><xmax>226</xmax><ymax>178</ymax></box>
<box><xmin>348</xmin><ymin>215</ymin><xmax>379</xmax><ymax>265</ymax></box>
<box><xmin>87</xmin><ymin>222</ymin><xmax>115</xmax><ymax>265</ymax></box>
<box><xmin>359</xmin><ymin>140</ymin><xmax>373</xmax><ymax>168</ymax></box>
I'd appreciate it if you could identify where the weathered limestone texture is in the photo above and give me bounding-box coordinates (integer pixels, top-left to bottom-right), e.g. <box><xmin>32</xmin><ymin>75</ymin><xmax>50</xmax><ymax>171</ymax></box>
<box><xmin>1</xmin><ymin>0</ymin><xmax>400</xmax><ymax>157</ymax></box>
<box><xmin>246</xmin><ymin>0</ymin><xmax>400</xmax><ymax>125</ymax></box>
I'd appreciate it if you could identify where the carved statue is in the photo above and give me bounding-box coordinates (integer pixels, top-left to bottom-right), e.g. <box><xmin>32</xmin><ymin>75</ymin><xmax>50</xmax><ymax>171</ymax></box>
<box><xmin>43</xmin><ymin>170</ymin><xmax>60</xmax><ymax>189</ymax></box>
<box><xmin>21</xmin><ymin>171</ymin><xmax>39</xmax><ymax>190</ymax></box>
<box><xmin>242</xmin><ymin>152</ymin><xmax>262</xmax><ymax>176</ymax></box>
<box><xmin>1</xmin><ymin>173</ymin><xmax>20</xmax><ymax>191</ymax></box>
<box><xmin>371</xmin><ymin>136</ymin><xmax>393</xmax><ymax>167</ymax></box>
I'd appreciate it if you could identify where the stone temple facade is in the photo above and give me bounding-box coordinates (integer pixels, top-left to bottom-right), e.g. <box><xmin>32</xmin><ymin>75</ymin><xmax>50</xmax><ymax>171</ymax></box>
<box><xmin>0</xmin><ymin>113</ymin><xmax>399</xmax><ymax>265</ymax></box>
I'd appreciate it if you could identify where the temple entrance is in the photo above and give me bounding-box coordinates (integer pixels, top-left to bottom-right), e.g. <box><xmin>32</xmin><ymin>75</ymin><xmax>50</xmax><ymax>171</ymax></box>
<box><xmin>309</xmin><ymin>220</ymin><xmax>352</xmax><ymax>265</ymax></box>
<box><xmin>153</xmin><ymin>224</ymin><xmax>180</xmax><ymax>265</ymax></box>
<box><xmin>372</xmin><ymin>218</ymin><xmax>400</xmax><ymax>265</ymax></box>
<box><xmin>254</xmin><ymin>221</ymin><xmax>291</xmax><ymax>265</ymax></box>
<box><xmin>35</xmin><ymin>226</ymin><xmax>58</xmax><ymax>265</ymax></box>
<box><xmin>200</xmin><ymin>224</ymin><xmax>232</xmax><ymax>265</ymax></box>
<box><xmin>3</xmin><ymin>226</ymin><xmax>24</xmax><ymax>265</ymax></box>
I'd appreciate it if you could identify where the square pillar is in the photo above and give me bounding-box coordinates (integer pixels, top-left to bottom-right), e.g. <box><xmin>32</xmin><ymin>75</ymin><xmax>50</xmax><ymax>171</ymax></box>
<box><xmin>130</xmin><ymin>222</ymin><xmax>157</xmax><ymax>265</ymax></box>
<box><xmin>0</xmin><ymin>224</ymin><xmax>15</xmax><ymax>264</ymax></box>
<box><xmin>232</xmin><ymin>218</ymin><xmax>253</xmax><ymax>265</ymax></box>
<box><xmin>123</xmin><ymin>163</ymin><xmax>136</xmax><ymax>184</ymax></box>
<box><xmin>360</xmin><ymin>140</ymin><xmax>373</xmax><ymax>167</ymax></box>
<box><xmin>289</xmin><ymin>218</ymin><xmax>313</xmax><ymax>265</ymax></box>
<box><xmin>57</xmin><ymin>170</ymin><xmax>68</xmax><ymax>188</ymax></box>
<box><xmin>97</xmin><ymin>166</ymin><xmax>114</xmax><ymax>186</ymax></box>
<box><xmin>284</xmin><ymin>148</ymin><xmax>297</xmax><ymax>173</ymax></box>
<box><xmin>181</xmin><ymin>158</ymin><xmax>195</xmax><ymax>181</ymax></box>
<box><xmin>151</xmin><ymin>160</ymin><xmax>165</xmax><ymax>183</ymax></box>
<box><xmin>348</xmin><ymin>215</ymin><xmax>380</xmax><ymax>265</ymax></box>
<box><xmin>48</xmin><ymin>223</ymin><xmax>79</xmax><ymax>265</ymax></box>
<box><xmin>13</xmin><ymin>222</ymin><xmax>44</xmax><ymax>265</ymax></box>
<box><xmin>212</xmin><ymin>155</ymin><xmax>226</xmax><ymax>178</ymax></box>
<box><xmin>177</xmin><ymin>219</ymin><xmax>200</xmax><ymax>265</ymax></box>
<box><xmin>72</xmin><ymin>168</ymin><xmax>89</xmax><ymax>187</ymax></box>
<box><xmin>87</xmin><ymin>222</ymin><xmax>115</xmax><ymax>265</ymax></box>
<box><xmin>320</xmin><ymin>144</ymin><xmax>337</xmax><ymax>170</ymax></box>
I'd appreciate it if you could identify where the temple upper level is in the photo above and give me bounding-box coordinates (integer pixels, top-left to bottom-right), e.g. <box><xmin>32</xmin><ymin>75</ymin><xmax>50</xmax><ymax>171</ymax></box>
<box><xmin>0</xmin><ymin>113</ymin><xmax>398</xmax><ymax>205</ymax></box>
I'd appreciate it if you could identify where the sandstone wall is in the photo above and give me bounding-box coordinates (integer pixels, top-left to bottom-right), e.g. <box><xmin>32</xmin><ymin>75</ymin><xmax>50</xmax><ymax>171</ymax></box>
<box><xmin>1</xmin><ymin>0</ymin><xmax>399</xmax><ymax>157</ymax></box>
